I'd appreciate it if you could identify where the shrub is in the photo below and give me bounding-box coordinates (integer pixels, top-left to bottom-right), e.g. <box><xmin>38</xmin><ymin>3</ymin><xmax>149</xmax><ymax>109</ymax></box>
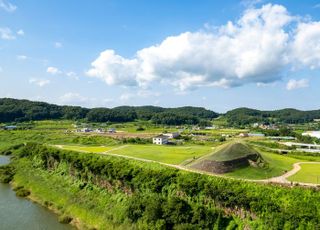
<box><xmin>0</xmin><ymin>164</ymin><xmax>15</xmax><ymax>183</ymax></box>
<box><xmin>15</xmin><ymin>187</ymin><xmax>31</xmax><ymax>197</ymax></box>
<box><xmin>58</xmin><ymin>215</ymin><xmax>73</xmax><ymax>224</ymax></box>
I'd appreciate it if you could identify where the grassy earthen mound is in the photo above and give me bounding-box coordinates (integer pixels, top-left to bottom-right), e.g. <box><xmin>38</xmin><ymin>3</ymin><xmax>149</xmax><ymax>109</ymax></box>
<box><xmin>190</xmin><ymin>142</ymin><xmax>264</xmax><ymax>174</ymax></box>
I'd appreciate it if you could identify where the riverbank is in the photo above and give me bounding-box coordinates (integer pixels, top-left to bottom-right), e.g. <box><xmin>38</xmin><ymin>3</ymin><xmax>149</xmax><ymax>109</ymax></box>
<box><xmin>0</xmin><ymin>156</ymin><xmax>73</xmax><ymax>230</ymax></box>
<box><xmin>12</xmin><ymin>158</ymin><xmax>132</xmax><ymax>229</ymax></box>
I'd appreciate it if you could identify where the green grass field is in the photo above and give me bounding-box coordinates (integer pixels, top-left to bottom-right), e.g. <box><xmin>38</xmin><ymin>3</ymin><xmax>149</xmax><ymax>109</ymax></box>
<box><xmin>288</xmin><ymin>164</ymin><xmax>320</xmax><ymax>184</ymax></box>
<box><xmin>107</xmin><ymin>144</ymin><xmax>213</xmax><ymax>164</ymax></box>
<box><xmin>225</xmin><ymin>150</ymin><xmax>300</xmax><ymax>180</ymax></box>
<box><xmin>59</xmin><ymin>145</ymin><xmax>113</xmax><ymax>153</ymax></box>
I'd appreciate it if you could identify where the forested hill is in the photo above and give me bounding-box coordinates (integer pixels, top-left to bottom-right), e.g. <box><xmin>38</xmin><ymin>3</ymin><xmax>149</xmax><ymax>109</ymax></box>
<box><xmin>225</xmin><ymin>107</ymin><xmax>320</xmax><ymax>125</ymax></box>
<box><xmin>0</xmin><ymin>98</ymin><xmax>218</xmax><ymax>124</ymax></box>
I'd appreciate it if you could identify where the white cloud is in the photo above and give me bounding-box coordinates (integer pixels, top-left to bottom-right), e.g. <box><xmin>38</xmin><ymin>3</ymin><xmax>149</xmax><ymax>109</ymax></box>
<box><xmin>54</xmin><ymin>42</ymin><xmax>62</xmax><ymax>48</ymax></box>
<box><xmin>17</xmin><ymin>29</ymin><xmax>24</xmax><ymax>36</ymax></box>
<box><xmin>286</xmin><ymin>79</ymin><xmax>309</xmax><ymax>90</ymax></box>
<box><xmin>46</xmin><ymin>66</ymin><xmax>61</xmax><ymax>75</ymax></box>
<box><xmin>86</xmin><ymin>4</ymin><xmax>320</xmax><ymax>91</ymax></box>
<box><xmin>17</xmin><ymin>55</ymin><xmax>27</xmax><ymax>60</ymax></box>
<box><xmin>29</xmin><ymin>78</ymin><xmax>51</xmax><ymax>87</ymax></box>
<box><xmin>0</xmin><ymin>66</ymin><xmax>3</xmax><ymax>72</ymax></box>
<box><xmin>66</xmin><ymin>71</ymin><xmax>79</xmax><ymax>80</ymax></box>
<box><xmin>292</xmin><ymin>22</ymin><xmax>320</xmax><ymax>69</ymax></box>
<box><xmin>0</xmin><ymin>0</ymin><xmax>16</xmax><ymax>12</ymax></box>
<box><xmin>0</xmin><ymin>27</ymin><xmax>15</xmax><ymax>40</ymax></box>
<box><xmin>87</xmin><ymin>50</ymin><xmax>138</xmax><ymax>86</ymax></box>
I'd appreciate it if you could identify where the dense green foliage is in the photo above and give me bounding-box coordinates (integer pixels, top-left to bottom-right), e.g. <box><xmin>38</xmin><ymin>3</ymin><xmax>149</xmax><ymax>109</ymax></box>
<box><xmin>8</xmin><ymin>143</ymin><xmax>320</xmax><ymax>229</ymax></box>
<box><xmin>0</xmin><ymin>98</ymin><xmax>217</xmax><ymax>125</ymax></box>
<box><xmin>225</xmin><ymin>107</ymin><xmax>320</xmax><ymax>126</ymax></box>
<box><xmin>0</xmin><ymin>164</ymin><xmax>15</xmax><ymax>183</ymax></box>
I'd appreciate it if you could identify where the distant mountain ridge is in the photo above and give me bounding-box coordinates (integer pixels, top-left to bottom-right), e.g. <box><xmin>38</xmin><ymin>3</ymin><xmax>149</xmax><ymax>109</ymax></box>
<box><xmin>0</xmin><ymin>98</ymin><xmax>319</xmax><ymax>125</ymax></box>
<box><xmin>0</xmin><ymin>98</ymin><xmax>218</xmax><ymax>124</ymax></box>
<box><xmin>225</xmin><ymin>107</ymin><xmax>320</xmax><ymax>125</ymax></box>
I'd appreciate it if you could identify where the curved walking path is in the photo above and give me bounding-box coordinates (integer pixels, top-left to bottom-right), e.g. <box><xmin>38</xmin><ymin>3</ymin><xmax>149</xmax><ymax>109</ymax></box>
<box><xmin>260</xmin><ymin>162</ymin><xmax>320</xmax><ymax>186</ymax></box>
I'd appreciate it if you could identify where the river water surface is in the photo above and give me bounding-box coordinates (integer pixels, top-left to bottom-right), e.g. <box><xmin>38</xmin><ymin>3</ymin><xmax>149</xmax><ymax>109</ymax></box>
<box><xmin>0</xmin><ymin>155</ymin><xmax>73</xmax><ymax>230</ymax></box>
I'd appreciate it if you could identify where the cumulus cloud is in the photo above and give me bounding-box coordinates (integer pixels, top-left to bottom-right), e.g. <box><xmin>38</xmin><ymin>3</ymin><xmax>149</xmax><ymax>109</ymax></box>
<box><xmin>46</xmin><ymin>66</ymin><xmax>61</xmax><ymax>75</ymax></box>
<box><xmin>29</xmin><ymin>78</ymin><xmax>50</xmax><ymax>87</ymax></box>
<box><xmin>0</xmin><ymin>0</ymin><xmax>16</xmax><ymax>12</ymax></box>
<box><xmin>0</xmin><ymin>27</ymin><xmax>15</xmax><ymax>40</ymax></box>
<box><xmin>87</xmin><ymin>4</ymin><xmax>320</xmax><ymax>91</ymax></box>
<box><xmin>286</xmin><ymin>79</ymin><xmax>309</xmax><ymax>90</ymax></box>
<box><xmin>291</xmin><ymin>22</ymin><xmax>320</xmax><ymax>69</ymax></box>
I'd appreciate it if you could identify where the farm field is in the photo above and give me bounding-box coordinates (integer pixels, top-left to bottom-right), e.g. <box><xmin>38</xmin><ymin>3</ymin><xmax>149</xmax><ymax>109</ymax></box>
<box><xmin>288</xmin><ymin>164</ymin><xmax>320</xmax><ymax>184</ymax></box>
<box><xmin>58</xmin><ymin>145</ymin><xmax>113</xmax><ymax>153</ymax></box>
<box><xmin>106</xmin><ymin>144</ymin><xmax>213</xmax><ymax>164</ymax></box>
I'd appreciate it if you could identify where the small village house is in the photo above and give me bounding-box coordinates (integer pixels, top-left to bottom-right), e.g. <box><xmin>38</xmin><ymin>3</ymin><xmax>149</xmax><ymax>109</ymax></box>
<box><xmin>153</xmin><ymin>135</ymin><xmax>169</xmax><ymax>145</ymax></box>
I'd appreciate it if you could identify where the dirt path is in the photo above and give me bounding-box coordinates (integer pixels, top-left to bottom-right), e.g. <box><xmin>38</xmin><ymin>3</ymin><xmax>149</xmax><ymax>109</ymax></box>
<box><xmin>260</xmin><ymin>162</ymin><xmax>320</xmax><ymax>186</ymax></box>
<box><xmin>102</xmin><ymin>145</ymin><xmax>129</xmax><ymax>154</ymax></box>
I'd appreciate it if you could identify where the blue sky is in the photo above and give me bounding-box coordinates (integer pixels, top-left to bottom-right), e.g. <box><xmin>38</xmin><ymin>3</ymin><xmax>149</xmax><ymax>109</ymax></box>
<box><xmin>1</xmin><ymin>0</ymin><xmax>320</xmax><ymax>112</ymax></box>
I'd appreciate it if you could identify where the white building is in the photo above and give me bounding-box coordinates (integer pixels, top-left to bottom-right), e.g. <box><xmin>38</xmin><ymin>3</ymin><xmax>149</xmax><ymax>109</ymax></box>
<box><xmin>153</xmin><ymin>135</ymin><xmax>169</xmax><ymax>145</ymax></box>
<box><xmin>163</xmin><ymin>132</ymin><xmax>180</xmax><ymax>139</ymax></box>
<box><xmin>302</xmin><ymin>131</ymin><xmax>320</xmax><ymax>139</ymax></box>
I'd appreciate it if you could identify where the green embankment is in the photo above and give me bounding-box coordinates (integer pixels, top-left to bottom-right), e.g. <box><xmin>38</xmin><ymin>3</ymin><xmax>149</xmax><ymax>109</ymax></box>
<box><xmin>288</xmin><ymin>164</ymin><xmax>320</xmax><ymax>184</ymax></box>
<box><xmin>206</xmin><ymin>142</ymin><xmax>259</xmax><ymax>161</ymax></box>
<box><xmin>1</xmin><ymin>143</ymin><xmax>320</xmax><ymax>230</ymax></box>
<box><xmin>225</xmin><ymin>150</ymin><xmax>300</xmax><ymax>179</ymax></box>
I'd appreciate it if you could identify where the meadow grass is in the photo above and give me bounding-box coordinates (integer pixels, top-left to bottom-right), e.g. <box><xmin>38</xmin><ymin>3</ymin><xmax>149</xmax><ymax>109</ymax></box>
<box><xmin>288</xmin><ymin>164</ymin><xmax>320</xmax><ymax>184</ymax></box>
<box><xmin>107</xmin><ymin>144</ymin><xmax>213</xmax><ymax>164</ymax></box>
<box><xmin>59</xmin><ymin>145</ymin><xmax>114</xmax><ymax>153</ymax></box>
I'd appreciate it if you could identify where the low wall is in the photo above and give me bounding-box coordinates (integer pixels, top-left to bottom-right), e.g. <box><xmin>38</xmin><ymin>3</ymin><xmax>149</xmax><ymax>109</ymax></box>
<box><xmin>191</xmin><ymin>154</ymin><xmax>259</xmax><ymax>174</ymax></box>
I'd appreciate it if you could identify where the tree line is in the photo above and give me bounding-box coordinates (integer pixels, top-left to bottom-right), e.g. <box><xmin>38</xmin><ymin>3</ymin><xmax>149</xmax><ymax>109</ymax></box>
<box><xmin>0</xmin><ymin>98</ymin><xmax>218</xmax><ymax>125</ymax></box>
<box><xmin>225</xmin><ymin>107</ymin><xmax>320</xmax><ymax>126</ymax></box>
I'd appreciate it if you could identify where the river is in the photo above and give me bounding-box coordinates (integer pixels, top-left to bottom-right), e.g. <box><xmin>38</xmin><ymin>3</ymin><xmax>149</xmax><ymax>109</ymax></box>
<box><xmin>0</xmin><ymin>155</ymin><xmax>74</xmax><ymax>230</ymax></box>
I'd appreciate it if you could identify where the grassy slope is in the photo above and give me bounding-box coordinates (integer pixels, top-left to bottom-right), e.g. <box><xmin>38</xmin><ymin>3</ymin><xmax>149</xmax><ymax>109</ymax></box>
<box><xmin>288</xmin><ymin>164</ymin><xmax>320</xmax><ymax>184</ymax></box>
<box><xmin>13</xmin><ymin>159</ymin><xmax>132</xmax><ymax>230</ymax></box>
<box><xmin>205</xmin><ymin>142</ymin><xmax>259</xmax><ymax>161</ymax></box>
<box><xmin>226</xmin><ymin>150</ymin><xmax>300</xmax><ymax>179</ymax></box>
<box><xmin>107</xmin><ymin>144</ymin><xmax>213</xmax><ymax>164</ymax></box>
